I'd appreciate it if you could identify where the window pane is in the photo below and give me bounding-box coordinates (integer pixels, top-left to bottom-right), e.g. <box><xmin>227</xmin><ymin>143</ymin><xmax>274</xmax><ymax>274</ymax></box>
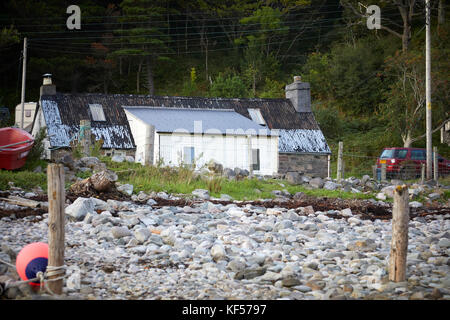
<box><xmin>411</xmin><ymin>150</ymin><xmax>425</xmax><ymax>160</ymax></box>
<box><xmin>89</xmin><ymin>104</ymin><xmax>106</xmax><ymax>121</ymax></box>
<box><xmin>380</xmin><ymin>149</ymin><xmax>395</xmax><ymax>158</ymax></box>
<box><xmin>252</xmin><ymin>148</ymin><xmax>260</xmax><ymax>171</ymax></box>
<box><xmin>397</xmin><ymin>150</ymin><xmax>407</xmax><ymax>159</ymax></box>
<box><xmin>183</xmin><ymin>147</ymin><xmax>194</xmax><ymax>165</ymax></box>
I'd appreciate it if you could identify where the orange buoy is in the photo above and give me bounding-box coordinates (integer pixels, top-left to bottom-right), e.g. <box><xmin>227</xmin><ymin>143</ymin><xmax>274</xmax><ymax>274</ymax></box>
<box><xmin>15</xmin><ymin>242</ymin><xmax>48</xmax><ymax>286</ymax></box>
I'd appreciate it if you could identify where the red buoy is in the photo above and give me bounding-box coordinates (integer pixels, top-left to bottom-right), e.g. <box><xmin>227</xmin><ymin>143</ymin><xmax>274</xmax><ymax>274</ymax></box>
<box><xmin>15</xmin><ymin>242</ymin><xmax>48</xmax><ymax>286</ymax></box>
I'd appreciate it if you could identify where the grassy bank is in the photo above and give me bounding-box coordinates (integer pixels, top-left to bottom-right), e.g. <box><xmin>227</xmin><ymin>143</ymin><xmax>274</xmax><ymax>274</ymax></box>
<box><xmin>1</xmin><ymin>155</ymin><xmax>447</xmax><ymax>202</ymax></box>
<box><xmin>102</xmin><ymin>157</ymin><xmax>375</xmax><ymax>201</ymax></box>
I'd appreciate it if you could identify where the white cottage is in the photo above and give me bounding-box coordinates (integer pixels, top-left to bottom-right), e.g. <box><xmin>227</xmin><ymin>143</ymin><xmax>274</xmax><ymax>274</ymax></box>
<box><xmin>124</xmin><ymin>107</ymin><xmax>278</xmax><ymax>176</ymax></box>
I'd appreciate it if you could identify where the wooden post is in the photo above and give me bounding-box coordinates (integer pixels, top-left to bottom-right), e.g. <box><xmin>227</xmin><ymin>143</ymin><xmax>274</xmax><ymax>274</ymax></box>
<box><xmin>389</xmin><ymin>185</ymin><xmax>409</xmax><ymax>282</ymax></box>
<box><xmin>372</xmin><ymin>165</ymin><xmax>377</xmax><ymax>180</ymax></box>
<box><xmin>47</xmin><ymin>164</ymin><xmax>65</xmax><ymax>295</ymax></box>
<box><xmin>144</xmin><ymin>124</ymin><xmax>155</xmax><ymax>165</ymax></box>
<box><xmin>247</xmin><ymin>135</ymin><xmax>253</xmax><ymax>176</ymax></box>
<box><xmin>381</xmin><ymin>163</ymin><xmax>387</xmax><ymax>181</ymax></box>
<box><xmin>421</xmin><ymin>163</ymin><xmax>425</xmax><ymax>184</ymax></box>
<box><xmin>80</xmin><ymin>120</ymin><xmax>91</xmax><ymax>157</ymax></box>
<box><xmin>433</xmin><ymin>146</ymin><xmax>438</xmax><ymax>183</ymax></box>
<box><xmin>327</xmin><ymin>154</ymin><xmax>331</xmax><ymax>179</ymax></box>
<box><xmin>337</xmin><ymin>141</ymin><xmax>343</xmax><ymax>181</ymax></box>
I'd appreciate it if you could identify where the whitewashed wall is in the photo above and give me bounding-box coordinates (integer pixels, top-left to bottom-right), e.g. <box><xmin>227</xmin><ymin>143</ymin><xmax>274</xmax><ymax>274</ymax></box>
<box><xmin>15</xmin><ymin>102</ymin><xmax>37</xmax><ymax>131</ymax></box>
<box><xmin>156</xmin><ymin>132</ymin><xmax>278</xmax><ymax>176</ymax></box>
<box><xmin>31</xmin><ymin>107</ymin><xmax>52</xmax><ymax>159</ymax></box>
<box><xmin>125</xmin><ymin>111</ymin><xmax>154</xmax><ymax>165</ymax></box>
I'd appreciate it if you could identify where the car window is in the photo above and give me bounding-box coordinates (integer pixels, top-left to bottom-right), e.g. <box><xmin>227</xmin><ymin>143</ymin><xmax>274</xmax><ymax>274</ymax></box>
<box><xmin>380</xmin><ymin>149</ymin><xmax>395</xmax><ymax>158</ymax></box>
<box><xmin>411</xmin><ymin>150</ymin><xmax>426</xmax><ymax>160</ymax></box>
<box><xmin>397</xmin><ymin>150</ymin><xmax>407</xmax><ymax>159</ymax></box>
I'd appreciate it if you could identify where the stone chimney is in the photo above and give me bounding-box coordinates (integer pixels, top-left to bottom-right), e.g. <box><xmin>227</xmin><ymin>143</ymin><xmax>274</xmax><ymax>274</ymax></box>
<box><xmin>40</xmin><ymin>73</ymin><xmax>56</xmax><ymax>96</ymax></box>
<box><xmin>285</xmin><ymin>76</ymin><xmax>311</xmax><ymax>113</ymax></box>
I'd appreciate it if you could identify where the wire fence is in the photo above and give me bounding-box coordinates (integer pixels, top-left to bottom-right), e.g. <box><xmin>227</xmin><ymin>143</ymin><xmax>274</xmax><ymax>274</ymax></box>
<box><xmin>328</xmin><ymin>143</ymin><xmax>450</xmax><ymax>183</ymax></box>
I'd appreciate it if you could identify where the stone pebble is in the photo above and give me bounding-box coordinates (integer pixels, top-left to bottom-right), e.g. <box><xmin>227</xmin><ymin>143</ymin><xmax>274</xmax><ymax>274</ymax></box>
<box><xmin>0</xmin><ymin>198</ymin><xmax>449</xmax><ymax>300</ymax></box>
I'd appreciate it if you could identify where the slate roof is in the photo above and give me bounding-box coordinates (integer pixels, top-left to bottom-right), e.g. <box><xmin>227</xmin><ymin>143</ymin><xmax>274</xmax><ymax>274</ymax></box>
<box><xmin>37</xmin><ymin>92</ymin><xmax>330</xmax><ymax>153</ymax></box>
<box><xmin>124</xmin><ymin>107</ymin><xmax>275</xmax><ymax>136</ymax></box>
<box><xmin>38</xmin><ymin>94</ymin><xmax>135</xmax><ymax>149</ymax></box>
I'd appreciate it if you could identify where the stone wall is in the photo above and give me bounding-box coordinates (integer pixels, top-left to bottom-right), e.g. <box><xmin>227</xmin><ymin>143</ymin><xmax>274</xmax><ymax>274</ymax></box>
<box><xmin>278</xmin><ymin>152</ymin><xmax>328</xmax><ymax>178</ymax></box>
<box><xmin>50</xmin><ymin>148</ymin><xmax>135</xmax><ymax>162</ymax></box>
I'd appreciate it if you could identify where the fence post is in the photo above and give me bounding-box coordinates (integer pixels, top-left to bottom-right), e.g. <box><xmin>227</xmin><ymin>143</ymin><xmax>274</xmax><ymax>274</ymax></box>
<box><xmin>372</xmin><ymin>165</ymin><xmax>377</xmax><ymax>180</ymax></box>
<box><xmin>337</xmin><ymin>141</ymin><xmax>343</xmax><ymax>181</ymax></box>
<box><xmin>247</xmin><ymin>135</ymin><xmax>253</xmax><ymax>176</ymax></box>
<box><xmin>421</xmin><ymin>163</ymin><xmax>425</xmax><ymax>184</ymax></box>
<box><xmin>381</xmin><ymin>162</ymin><xmax>387</xmax><ymax>181</ymax></box>
<box><xmin>327</xmin><ymin>154</ymin><xmax>331</xmax><ymax>179</ymax></box>
<box><xmin>47</xmin><ymin>163</ymin><xmax>65</xmax><ymax>295</ymax></box>
<box><xmin>389</xmin><ymin>185</ymin><xmax>409</xmax><ymax>282</ymax></box>
<box><xmin>433</xmin><ymin>146</ymin><xmax>438</xmax><ymax>183</ymax></box>
<box><xmin>79</xmin><ymin>119</ymin><xmax>91</xmax><ymax>157</ymax></box>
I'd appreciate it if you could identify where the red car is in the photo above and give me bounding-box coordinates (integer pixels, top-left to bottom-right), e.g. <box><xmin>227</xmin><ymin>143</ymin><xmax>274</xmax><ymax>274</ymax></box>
<box><xmin>376</xmin><ymin>147</ymin><xmax>450</xmax><ymax>179</ymax></box>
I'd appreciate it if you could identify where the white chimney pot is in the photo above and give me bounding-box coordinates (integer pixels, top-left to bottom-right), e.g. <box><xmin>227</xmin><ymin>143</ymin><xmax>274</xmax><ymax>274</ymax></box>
<box><xmin>43</xmin><ymin>74</ymin><xmax>52</xmax><ymax>85</ymax></box>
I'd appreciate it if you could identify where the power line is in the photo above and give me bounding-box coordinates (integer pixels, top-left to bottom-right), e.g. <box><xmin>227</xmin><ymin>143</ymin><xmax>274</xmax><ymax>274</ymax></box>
<box><xmin>26</xmin><ymin>10</ymin><xmax>411</xmax><ymax>42</ymax></box>
<box><xmin>27</xmin><ymin>28</ymin><xmax>357</xmax><ymax>57</ymax></box>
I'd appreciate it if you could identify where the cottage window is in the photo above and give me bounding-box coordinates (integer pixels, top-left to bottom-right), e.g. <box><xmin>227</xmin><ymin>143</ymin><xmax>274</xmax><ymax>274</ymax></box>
<box><xmin>25</xmin><ymin>110</ymin><xmax>31</xmax><ymax>117</ymax></box>
<box><xmin>89</xmin><ymin>104</ymin><xmax>106</xmax><ymax>121</ymax></box>
<box><xmin>183</xmin><ymin>146</ymin><xmax>195</xmax><ymax>165</ymax></box>
<box><xmin>248</xmin><ymin>108</ymin><xmax>266</xmax><ymax>126</ymax></box>
<box><xmin>252</xmin><ymin>148</ymin><xmax>260</xmax><ymax>171</ymax></box>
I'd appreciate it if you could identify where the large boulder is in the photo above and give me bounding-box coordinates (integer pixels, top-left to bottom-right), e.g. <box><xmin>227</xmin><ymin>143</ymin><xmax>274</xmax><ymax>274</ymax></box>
<box><xmin>285</xmin><ymin>172</ymin><xmax>301</xmax><ymax>185</ymax></box>
<box><xmin>65</xmin><ymin>197</ymin><xmax>95</xmax><ymax>221</ymax></box>
<box><xmin>117</xmin><ymin>183</ymin><xmax>134</xmax><ymax>195</ymax></box>
<box><xmin>192</xmin><ymin>189</ymin><xmax>210</xmax><ymax>200</ymax></box>
<box><xmin>309</xmin><ymin>177</ymin><xmax>324</xmax><ymax>189</ymax></box>
<box><xmin>380</xmin><ymin>185</ymin><xmax>395</xmax><ymax>198</ymax></box>
<box><xmin>223</xmin><ymin>168</ymin><xmax>236</xmax><ymax>179</ymax></box>
<box><xmin>207</xmin><ymin>160</ymin><xmax>223</xmax><ymax>175</ymax></box>
<box><xmin>323</xmin><ymin>181</ymin><xmax>339</xmax><ymax>190</ymax></box>
<box><xmin>111</xmin><ymin>154</ymin><xmax>125</xmax><ymax>163</ymax></box>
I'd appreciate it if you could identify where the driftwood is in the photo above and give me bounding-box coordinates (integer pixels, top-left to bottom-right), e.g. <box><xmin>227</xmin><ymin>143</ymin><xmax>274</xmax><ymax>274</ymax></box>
<box><xmin>69</xmin><ymin>170</ymin><xmax>118</xmax><ymax>194</ymax></box>
<box><xmin>0</xmin><ymin>196</ymin><xmax>41</xmax><ymax>208</ymax></box>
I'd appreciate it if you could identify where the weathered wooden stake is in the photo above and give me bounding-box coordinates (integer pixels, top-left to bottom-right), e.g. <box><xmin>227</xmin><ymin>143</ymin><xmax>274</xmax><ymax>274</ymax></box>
<box><xmin>389</xmin><ymin>185</ymin><xmax>409</xmax><ymax>282</ymax></box>
<box><xmin>80</xmin><ymin>119</ymin><xmax>91</xmax><ymax>157</ymax></box>
<box><xmin>372</xmin><ymin>165</ymin><xmax>377</xmax><ymax>180</ymax></box>
<box><xmin>247</xmin><ymin>135</ymin><xmax>253</xmax><ymax>176</ymax></box>
<box><xmin>327</xmin><ymin>154</ymin><xmax>331</xmax><ymax>179</ymax></box>
<box><xmin>421</xmin><ymin>163</ymin><xmax>425</xmax><ymax>184</ymax></box>
<box><xmin>47</xmin><ymin>163</ymin><xmax>65</xmax><ymax>294</ymax></box>
<box><xmin>337</xmin><ymin>141</ymin><xmax>343</xmax><ymax>181</ymax></box>
<box><xmin>381</xmin><ymin>163</ymin><xmax>387</xmax><ymax>181</ymax></box>
<box><xmin>433</xmin><ymin>146</ymin><xmax>438</xmax><ymax>183</ymax></box>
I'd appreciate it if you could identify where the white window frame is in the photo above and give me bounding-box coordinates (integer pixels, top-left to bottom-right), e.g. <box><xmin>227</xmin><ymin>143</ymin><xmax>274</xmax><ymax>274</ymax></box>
<box><xmin>248</xmin><ymin>108</ymin><xmax>266</xmax><ymax>126</ymax></box>
<box><xmin>89</xmin><ymin>104</ymin><xmax>106</xmax><ymax>121</ymax></box>
<box><xmin>183</xmin><ymin>146</ymin><xmax>195</xmax><ymax>165</ymax></box>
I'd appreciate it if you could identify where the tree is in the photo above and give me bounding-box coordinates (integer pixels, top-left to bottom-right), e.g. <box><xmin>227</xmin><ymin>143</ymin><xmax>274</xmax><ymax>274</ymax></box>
<box><xmin>381</xmin><ymin>41</ymin><xmax>449</xmax><ymax>147</ymax></box>
<box><xmin>302</xmin><ymin>35</ymin><xmax>396</xmax><ymax>115</ymax></box>
<box><xmin>340</xmin><ymin>0</ymin><xmax>423</xmax><ymax>53</ymax></box>
<box><xmin>236</xmin><ymin>6</ymin><xmax>286</xmax><ymax>96</ymax></box>
<box><xmin>209</xmin><ymin>72</ymin><xmax>248</xmax><ymax>98</ymax></box>
<box><xmin>112</xmin><ymin>0</ymin><xmax>173</xmax><ymax>95</ymax></box>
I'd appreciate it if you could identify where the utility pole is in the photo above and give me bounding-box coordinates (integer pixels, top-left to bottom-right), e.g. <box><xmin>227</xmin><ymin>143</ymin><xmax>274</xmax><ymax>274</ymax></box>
<box><xmin>425</xmin><ymin>0</ymin><xmax>432</xmax><ymax>180</ymax></box>
<box><xmin>20</xmin><ymin>37</ymin><xmax>27</xmax><ymax>130</ymax></box>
